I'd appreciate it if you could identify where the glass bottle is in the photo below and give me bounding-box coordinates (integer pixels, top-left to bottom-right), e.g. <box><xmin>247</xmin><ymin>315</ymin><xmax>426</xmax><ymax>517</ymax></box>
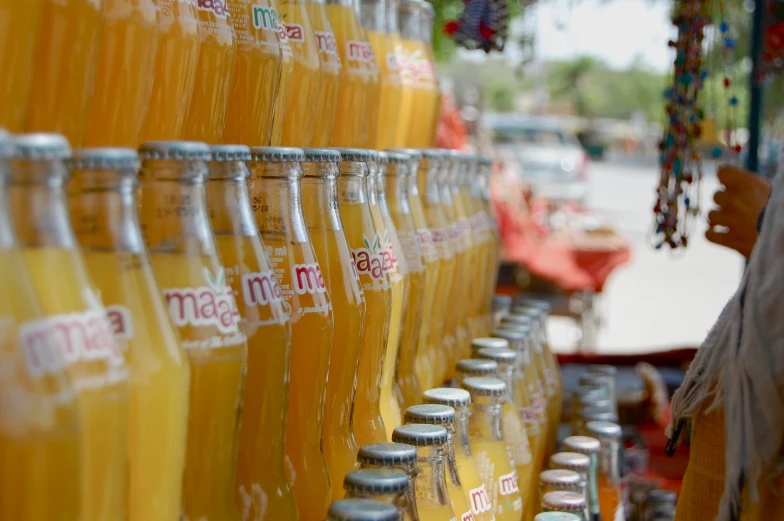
<box><xmin>474</xmin><ymin>346</ymin><xmax>535</xmax><ymax>518</ymax></box>
<box><xmin>535</xmin><ymin>514</ymin><xmax>581</xmax><ymax>521</ymax></box>
<box><xmin>328</xmin><ymin>498</ymin><xmax>402</xmax><ymax>521</ymax></box>
<box><xmin>137</xmin><ymin>141</ymin><xmax>247</xmax><ymax>521</ymax></box>
<box><xmin>336</xmin><ymin>148</ymin><xmax>392</xmax><ymax>446</ymax></box>
<box><xmin>383</xmin><ymin>151</ymin><xmax>425</xmax><ymax>410</ymax></box>
<box><xmin>68</xmin><ymin>147</ymin><xmax>191</xmax><ymax>521</ymax></box>
<box><xmin>300</xmin><ymin>148</ymin><xmax>367</xmax><ymax>501</ymax></box>
<box><xmin>571</xmin><ymin>387</ymin><xmax>607</xmax><ymax>434</ymax></box>
<box><xmin>560</xmin><ymin>437</ymin><xmax>602</xmax><ymax>521</ymax></box>
<box><xmin>358</xmin><ymin>442</ymin><xmax>420</xmax><ymax>521</ymax></box>
<box><xmin>247</xmin><ymin>146</ymin><xmax>334</xmax><ymax>520</ymax></box>
<box><xmin>491</xmin><ymin>295</ymin><xmax>512</xmax><ymax>329</ymax></box>
<box><xmin>541</xmin><ymin>492</ymin><xmax>587</xmax><ymax>521</ymax></box>
<box><xmin>307</xmin><ymin>0</ymin><xmax>343</xmax><ymax>147</ymax></box>
<box><xmin>538</xmin><ymin>470</ymin><xmax>586</xmax><ymax>521</ymax></box>
<box><xmin>269</xmin><ymin>0</ymin><xmax>294</xmax><ymax>146</ymax></box>
<box><xmin>385</xmin><ymin>148</ymin><xmax>438</xmax><ymax>392</ymax></box>
<box><xmin>455</xmin><ymin>359</ymin><xmax>498</xmax><ymax>387</ymax></box>
<box><xmin>0</xmin><ymin>131</ymin><xmax>80</xmax><ymax>521</ymax></box>
<box><xmin>344</xmin><ymin>468</ymin><xmax>411</xmax><ymax>519</ymax></box>
<box><xmin>204</xmin><ymin>145</ymin><xmax>298</xmax><ymax>521</ymax></box>
<box><xmin>460</xmin><ymin>157</ymin><xmax>487</xmax><ymax>340</ymax></box>
<box><xmin>395</xmin><ymin>0</ymin><xmax>432</xmax><ymax>147</ymax></box>
<box><xmin>370</xmin><ymin>152</ymin><xmax>409</xmax><ymax>438</ymax></box>
<box><xmin>473</xmin><ymin>157</ymin><xmax>497</xmax><ymax>335</ymax></box>
<box><xmin>391</xmin><ymin>424</ymin><xmax>458</xmax><ymax>521</ymax></box>
<box><xmin>416</xmin><ymin>149</ymin><xmax>455</xmax><ymax>385</ymax></box>
<box><xmin>585</xmin><ymin>422</ymin><xmax>623</xmax><ymax>521</ymax></box>
<box><xmin>461</xmin><ymin>377</ymin><xmax>524</xmax><ymax>521</ymax></box>
<box><xmin>8</xmin><ymin>133</ymin><xmax>129</xmax><ymax>521</ymax></box>
<box><xmin>421</xmin><ymin>388</ymin><xmax>496</xmax><ymax>521</ymax></box>
<box><xmin>418</xmin><ymin>1</ymin><xmax>441</xmax><ymax>147</ymax></box>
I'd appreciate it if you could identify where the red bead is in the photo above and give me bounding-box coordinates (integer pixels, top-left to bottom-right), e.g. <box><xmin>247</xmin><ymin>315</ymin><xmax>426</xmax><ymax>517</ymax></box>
<box><xmin>724</xmin><ymin>78</ymin><xmax>731</xmax><ymax>87</ymax></box>
<box><xmin>734</xmin><ymin>145</ymin><xmax>742</xmax><ymax>153</ymax></box>
<box><xmin>443</xmin><ymin>21</ymin><xmax>460</xmax><ymax>36</ymax></box>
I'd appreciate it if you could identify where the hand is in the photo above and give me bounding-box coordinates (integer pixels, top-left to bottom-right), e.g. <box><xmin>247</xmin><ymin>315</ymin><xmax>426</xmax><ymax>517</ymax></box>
<box><xmin>705</xmin><ymin>165</ymin><xmax>772</xmax><ymax>258</ymax></box>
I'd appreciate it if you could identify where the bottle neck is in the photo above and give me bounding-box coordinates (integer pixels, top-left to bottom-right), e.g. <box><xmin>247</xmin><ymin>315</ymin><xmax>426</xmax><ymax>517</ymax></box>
<box><xmin>68</xmin><ymin>169</ymin><xmax>147</xmax><ymax>253</ymax></box>
<box><xmin>420</xmin><ymin>15</ymin><xmax>433</xmax><ymax>45</ymax></box>
<box><xmin>454</xmin><ymin>405</ymin><xmax>473</xmax><ymax>457</ymax></box>
<box><xmin>138</xmin><ymin>160</ymin><xmax>215</xmax><ymax>256</ymax></box>
<box><xmin>359</xmin><ymin>0</ymin><xmax>387</xmax><ymax>32</ymax></box>
<box><xmin>598</xmin><ymin>440</ymin><xmax>621</xmax><ymax>488</ymax></box>
<box><xmin>8</xmin><ymin>159</ymin><xmax>77</xmax><ymax>249</ymax></box>
<box><xmin>387</xmin><ymin>0</ymin><xmax>400</xmax><ymax>33</ymax></box>
<box><xmin>384</xmin><ymin>167</ymin><xmax>411</xmax><ymax>215</ymax></box>
<box><xmin>247</xmin><ymin>162</ymin><xmax>310</xmax><ymax>244</ymax></box>
<box><xmin>414</xmin><ymin>445</ymin><xmax>452</xmax><ymax>507</ymax></box>
<box><xmin>338</xmin><ymin>170</ymin><xmax>369</xmax><ymax>205</ymax></box>
<box><xmin>497</xmin><ymin>366</ymin><xmax>517</xmax><ymax>404</ymax></box>
<box><xmin>418</xmin><ymin>161</ymin><xmax>441</xmax><ymax>204</ymax></box>
<box><xmin>376</xmin><ymin>169</ymin><xmax>392</xmax><ymax>218</ymax></box>
<box><xmin>469</xmin><ymin>396</ymin><xmax>504</xmax><ymax>441</ymax></box>
<box><xmin>367</xmin><ymin>163</ymin><xmax>380</xmax><ymax>206</ymax></box>
<box><xmin>206</xmin><ymin>162</ymin><xmax>258</xmax><ymax>238</ymax></box>
<box><xmin>444</xmin><ymin>424</ymin><xmax>463</xmax><ymax>488</ymax></box>
<box><xmin>300</xmin><ymin>163</ymin><xmax>342</xmax><ymax>232</ymax></box>
<box><xmin>0</xmin><ymin>171</ymin><xmax>15</xmax><ymax>249</ymax></box>
<box><xmin>399</xmin><ymin>7</ymin><xmax>421</xmax><ymax>40</ymax></box>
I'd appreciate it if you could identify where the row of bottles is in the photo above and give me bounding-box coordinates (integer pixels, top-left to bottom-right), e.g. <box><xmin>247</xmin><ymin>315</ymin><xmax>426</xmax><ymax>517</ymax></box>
<box><xmin>0</xmin><ymin>130</ymin><xmax>501</xmax><ymax>521</ymax></box>
<box><xmin>0</xmin><ymin>0</ymin><xmax>441</xmax><ymax>149</ymax></box>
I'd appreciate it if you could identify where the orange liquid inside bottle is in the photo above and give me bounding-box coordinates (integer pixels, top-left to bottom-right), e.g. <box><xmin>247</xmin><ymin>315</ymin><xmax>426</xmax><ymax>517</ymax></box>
<box><xmin>307</xmin><ymin>0</ymin><xmax>342</xmax><ymax>147</ymax></box>
<box><xmin>269</xmin><ymin>13</ymin><xmax>294</xmax><ymax>146</ymax></box>
<box><xmin>27</xmin><ymin>0</ymin><xmax>104</xmax><ymax>146</ymax></box>
<box><xmin>248</xmin><ymin>148</ymin><xmax>333</xmax><ymax>521</ymax></box>
<box><xmin>419</xmin><ymin>3</ymin><xmax>441</xmax><ymax>147</ymax></box>
<box><xmin>326</xmin><ymin>1</ymin><xmax>375</xmax><ymax>147</ymax></box>
<box><xmin>337</xmin><ymin>152</ymin><xmax>391</xmax><ymax>446</ymax></box>
<box><xmin>140</xmin><ymin>0</ymin><xmax>201</xmax><ymax>141</ymax></box>
<box><xmin>68</xmin><ymin>149</ymin><xmax>191</xmax><ymax>521</ymax></box>
<box><xmin>9</xmin><ymin>136</ymin><xmax>129</xmax><ymax>521</ymax></box>
<box><xmin>138</xmin><ymin>143</ymin><xmax>247</xmax><ymax>521</ymax></box>
<box><xmin>223</xmin><ymin>0</ymin><xmax>282</xmax><ymax>147</ymax></box>
<box><xmin>280</xmin><ymin>0</ymin><xmax>323</xmax><ymax>147</ymax></box>
<box><xmin>391</xmin><ymin>8</ymin><xmax>414</xmax><ymax>149</ymax></box>
<box><xmin>460</xmin><ymin>161</ymin><xmax>488</xmax><ymax>341</ymax></box>
<box><xmin>368</xmin><ymin>159</ymin><xmax>407</xmax><ymax>440</ymax></box>
<box><xmin>183</xmin><ymin>3</ymin><xmax>237</xmax><ymax>144</ymax></box>
<box><xmin>84</xmin><ymin>0</ymin><xmax>160</xmax><ymax>147</ymax></box>
<box><xmin>205</xmin><ymin>147</ymin><xmax>299</xmax><ymax>521</ymax></box>
<box><xmin>0</xmin><ymin>0</ymin><xmax>44</xmax><ymax>132</ymax></box>
<box><xmin>300</xmin><ymin>151</ymin><xmax>366</xmax><ymax>501</ymax></box>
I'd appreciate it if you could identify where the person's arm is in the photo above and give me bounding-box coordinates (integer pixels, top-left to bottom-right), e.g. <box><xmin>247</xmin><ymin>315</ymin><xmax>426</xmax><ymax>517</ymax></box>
<box><xmin>705</xmin><ymin>165</ymin><xmax>772</xmax><ymax>258</ymax></box>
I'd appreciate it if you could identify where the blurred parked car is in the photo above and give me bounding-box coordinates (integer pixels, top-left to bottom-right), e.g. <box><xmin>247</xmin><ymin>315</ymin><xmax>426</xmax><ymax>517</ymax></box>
<box><xmin>486</xmin><ymin>114</ymin><xmax>590</xmax><ymax>204</ymax></box>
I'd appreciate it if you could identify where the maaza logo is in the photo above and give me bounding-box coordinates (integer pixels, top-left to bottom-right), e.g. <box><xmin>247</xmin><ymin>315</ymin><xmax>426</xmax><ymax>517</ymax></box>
<box><xmin>498</xmin><ymin>471</ymin><xmax>519</xmax><ymax>496</ymax></box>
<box><xmin>352</xmin><ymin>233</ymin><xmax>396</xmax><ymax>280</ymax></box>
<box><xmin>468</xmin><ymin>485</ymin><xmax>493</xmax><ymax>515</ymax></box>
<box><xmin>252</xmin><ymin>4</ymin><xmax>277</xmax><ymax>30</ymax></box>
<box><xmin>242</xmin><ymin>269</ymin><xmax>283</xmax><ymax>306</ymax></box>
<box><xmin>292</xmin><ymin>263</ymin><xmax>327</xmax><ymax>295</ymax></box>
<box><xmin>106</xmin><ymin>305</ymin><xmax>134</xmax><ymax>340</ymax></box>
<box><xmin>346</xmin><ymin>40</ymin><xmax>372</xmax><ymax>62</ymax></box>
<box><xmin>194</xmin><ymin>0</ymin><xmax>229</xmax><ymax>17</ymax></box>
<box><xmin>315</xmin><ymin>31</ymin><xmax>338</xmax><ymax>54</ymax></box>
<box><xmin>283</xmin><ymin>23</ymin><xmax>304</xmax><ymax>42</ymax></box>
<box><xmin>163</xmin><ymin>267</ymin><xmax>241</xmax><ymax>335</ymax></box>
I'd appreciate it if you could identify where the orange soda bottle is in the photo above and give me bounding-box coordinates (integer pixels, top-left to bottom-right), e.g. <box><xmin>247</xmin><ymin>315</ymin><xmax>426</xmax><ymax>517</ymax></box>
<box><xmin>27</xmin><ymin>0</ymin><xmax>104</xmax><ymax>145</ymax></box>
<box><xmin>335</xmin><ymin>149</ymin><xmax>391</xmax><ymax>445</ymax></box>
<box><xmin>299</xmin><ymin>148</ymin><xmax>366</xmax><ymax>501</ymax></box>
<box><xmin>478</xmin><ymin>158</ymin><xmax>500</xmax><ymax>334</ymax></box>
<box><xmin>280</xmin><ymin>0</ymin><xmax>323</xmax><ymax>147</ymax></box>
<box><xmin>380</xmin><ymin>151</ymin><xmax>425</xmax><ymax>410</ymax></box>
<box><xmin>0</xmin><ymin>1</ymin><xmax>44</xmax><ymax>132</ymax></box>
<box><xmin>204</xmin><ymin>145</ymin><xmax>299</xmax><ymax>521</ymax></box>
<box><xmin>269</xmin><ymin>8</ymin><xmax>294</xmax><ymax>146</ymax></box>
<box><xmin>391</xmin><ymin>424</ymin><xmax>458</xmax><ymax>520</ymax></box>
<box><xmin>418</xmin><ymin>2</ymin><xmax>441</xmax><ymax>146</ymax></box>
<box><xmin>68</xmin><ymin>148</ymin><xmax>191</xmax><ymax>521</ymax></box>
<box><xmin>223</xmin><ymin>0</ymin><xmax>282</xmax><ymax>146</ymax></box>
<box><xmin>368</xmin><ymin>153</ymin><xmax>408</xmax><ymax>439</ymax></box>
<box><xmin>422</xmin><ymin>388</ymin><xmax>497</xmax><ymax>521</ymax></box>
<box><xmin>0</xmin><ymin>131</ymin><xmax>80</xmax><ymax>521</ymax></box>
<box><xmin>417</xmin><ymin>149</ymin><xmax>455</xmax><ymax>385</ymax></box>
<box><xmin>461</xmin><ymin>377</ymin><xmax>524</xmax><ymax>521</ymax></box>
<box><xmin>307</xmin><ymin>0</ymin><xmax>342</xmax><ymax>147</ymax></box>
<box><xmin>8</xmin><ymin>133</ymin><xmax>129</xmax><ymax>521</ymax></box>
<box><xmin>247</xmin><ymin>147</ymin><xmax>334</xmax><ymax>520</ymax></box>
<box><xmin>356</xmin><ymin>442</ymin><xmax>420</xmax><ymax>520</ymax></box>
<box><xmin>84</xmin><ymin>0</ymin><xmax>160</xmax><ymax>147</ymax></box>
<box><xmin>585</xmin><ymin>421</ymin><xmax>624</xmax><ymax>521</ymax></box>
<box><xmin>359</xmin><ymin>0</ymin><xmax>401</xmax><ymax>149</ymax></box>
<box><xmin>137</xmin><ymin>141</ymin><xmax>247</xmax><ymax>521</ymax></box>
<box><xmin>184</xmin><ymin>2</ymin><xmax>237</xmax><ymax>143</ymax></box>
<box><xmin>389</xmin><ymin>2</ymin><xmax>413</xmax><ymax>148</ymax></box>
<box><xmin>460</xmin><ymin>157</ymin><xmax>489</xmax><ymax>340</ymax></box>
<box><xmin>326</xmin><ymin>0</ymin><xmax>376</xmax><ymax>147</ymax></box>
<box><xmin>140</xmin><ymin>1</ymin><xmax>201</xmax><ymax>141</ymax></box>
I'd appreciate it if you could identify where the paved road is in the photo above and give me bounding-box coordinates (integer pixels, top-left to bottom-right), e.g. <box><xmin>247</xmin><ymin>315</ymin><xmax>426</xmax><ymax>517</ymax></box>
<box><xmin>548</xmin><ymin>160</ymin><xmax>743</xmax><ymax>354</ymax></box>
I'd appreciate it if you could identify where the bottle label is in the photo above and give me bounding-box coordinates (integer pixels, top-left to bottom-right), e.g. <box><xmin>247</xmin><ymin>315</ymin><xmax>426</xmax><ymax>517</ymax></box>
<box><xmin>498</xmin><ymin>471</ymin><xmax>519</xmax><ymax>496</ymax></box>
<box><xmin>431</xmin><ymin>227</ymin><xmax>446</xmax><ymax>244</ymax></box>
<box><xmin>448</xmin><ymin>222</ymin><xmax>467</xmax><ymax>253</ymax></box>
<box><xmin>460</xmin><ymin>511</ymin><xmax>474</xmax><ymax>521</ymax></box>
<box><xmin>352</xmin><ymin>233</ymin><xmax>395</xmax><ymax>281</ymax></box>
<box><xmin>163</xmin><ymin>267</ymin><xmax>242</xmax><ymax>335</ymax></box>
<box><xmin>468</xmin><ymin>484</ymin><xmax>493</xmax><ymax>515</ymax></box>
<box><xmin>194</xmin><ymin>0</ymin><xmax>229</xmax><ymax>17</ymax></box>
<box><xmin>106</xmin><ymin>305</ymin><xmax>134</xmax><ymax>340</ymax></box>
<box><xmin>242</xmin><ymin>269</ymin><xmax>284</xmax><ymax>306</ymax></box>
<box><xmin>347</xmin><ymin>40</ymin><xmax>372</xmax><ymax>62</ymax></box>
<box><xmin>396</xmin><ymin>229</ymin><xmax>425</xmax><ymax>272</ymax></box>
<box><xmin>18</xmin><ymin>317</ymin><xmax>68</xmax><ymax>377</ymax></box>
<box><xmin>386</xmin><ymin>52</ymin><xmax>399</xmax><ymax>71</ymax></box>
<box><xmin>292</xmin><ymin>263</ymin><xmax>327</xmax><ymax>295</ymax></box>
<box><xmin>282</xmin><ymin>23</ymin><xmax>304</xmax><ymax>42</ymax></box>
<box><xmin>315</xmin><ymin>31</ymin><xmax>338</xmax><ymax>54</ymax></box>
<box><xmin>251</xmin><ymin>4</ymin><xmax>277</xmax><ymax>29</ymax></box>
<box><xmin>416</xmin><ymin>228</ymin><xmax>439</xmax><ymax>263</ymax></box>
<box><xmin>531</xmin><ymin>391</ymin><xmax>546</xmax><ymax>416</ymax></box>
<box><xmin>519</xmin><ymin>407</ymin><xmax>541</xmax><ymax>435</ymax></box>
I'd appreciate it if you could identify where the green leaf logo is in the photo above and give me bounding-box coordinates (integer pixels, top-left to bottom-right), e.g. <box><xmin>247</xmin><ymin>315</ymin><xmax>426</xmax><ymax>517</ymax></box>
<box><xmin>204</xmin><ymin>267</ymin><xmax>216</xmax><ymax>288</ymax></box>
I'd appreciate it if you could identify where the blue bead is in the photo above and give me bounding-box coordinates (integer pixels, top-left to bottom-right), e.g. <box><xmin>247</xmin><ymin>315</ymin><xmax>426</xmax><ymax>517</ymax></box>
<box><xmin>725</xmin><ymin>38</ymin><xmax>736</xmax><ymax>49</ymax></box>
<box><xmin>720</xmin><ymin>21</ymin><xmax>729</xmax><ymax>33</ymax></box>
<box><xmin>684</xmin><ymin>197</ymin><xmax>690</xmax><ymax>206</ymax></box>
<box><xmin>730</xmin><ymin>96</ymin><xmax>738</xmax><ymax>105</ymax></box>
<box><xmin>711</xmin><ymin>146</ymin><xmax>722</xmax><ymax>158</ymax></box>
<box><xmin>700</xmin><ymin>70</ymin><xmax>708</xmax><ymax>80</ymax></box>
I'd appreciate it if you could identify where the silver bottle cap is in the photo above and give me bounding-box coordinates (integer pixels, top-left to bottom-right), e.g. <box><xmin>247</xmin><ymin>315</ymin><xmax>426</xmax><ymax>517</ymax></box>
<box><xmin>334</xmin><ymin>148</ymin><xmax>373</xmax><ymax>162</ymax></box>
<box><xmin>462</xmin><ymin>376</ymin><xmax>506</xmax><ymax>397</ymax></box>
<box><xmin>491</xmin><ymin>327</ymin><xmax>529</xmax><ymax>342</ymax></box>
<box><xmin>501</xmin><ymin>314</ymin><xmax>533</xmax><ymax>326</ymax></box>
<box><xmin>209</xmin><ymin>144</ymin><xmax>251</xmax><ymax>162</ymax></box>
<box><xmin>550</xmin><ymin>452</ymin><xmax>591</xmax><ymax>472</ymax></box>
<box><xmin>385</xmin><ymin>148</ymin><xmax>422</xmax><ymax>161</ymax></box>
<box><xmin>12</xmin><ymin>133</ymin><xmax>71</xmax><ymax>160</ymax></box>
<box><xmin>343</xmin><ymin>468</ymin><xmax>409</xmax><ymax>495</ymax></box>
<box><xmin>586</xmin><ymin>421</ymin><xmax>622</xmax><ymax>440</ymax></box>
<box><xmin>422</xmin><ymin>387</ymin><xmax>471</xmax><ymax>407</ymax></box>
<box><xmin>249</xmin><ymin>146</ymin><xmax>305</xmax><ymax>163</ymax></box>
<box><xmin>403</xmin><ymin>404</ymin><xmax>456</xmax><ymax>426</ymax></box>
<box><xmin>541</xmin><ymin>491</ymin><xmax>586</xmax><ymax>513</ymax></box>
<box><xmin>455</xmin><ymin>358</ymin><xmax>498</xmax><ymax>378</ymax></box>
<box><xmin>391</xmin><ymin>424</ymin><xmax>448</xmax><ymax>446</ymax></box>
<box><xmin>358</xmin><ymin>443</ymin><xmax>418</xmax><ymax>467</ymax></box>
<box><xmin>539</xmin><ymin>469</ymin><xmax>583</xmax><ymax>489</ymax></box>
<box><xmin>327</xmin><ymin>498</ymin><xmax>401</xmax><ymax>521</ymax></box>
<box><xmin>475</xmin><ymin>347</ymin><xmax>517</xmax><ymax>365</ymax></box>
<box><xmin>301</xmin><ymin>148</ymin><xmax>342</xmax><ymax>163</ymax></box>
<box><xmin>562</xmin><ymin>436</ymin><xmax>601</xmax><ymax>455</ymax></box>
<box><xmin>384</xmin><ymin>151</ymin><xmax>410</xmax><ymax>164</ymax></box>
<box><xmin>139</xmin><ymin>140</ymin><xmax>210</xmax><ymax>161</ymax></box>
<box><xmin>470</xmin><ymin>337</ymin><xmax>509</xmax><ymax>352</ymax></box>
<box><xmin>69</xmin><ymin>148</ymin><xmax>139</xmax><ymax>171</ymax></box>
<box><xmin>534</xmin><ymin>513</ymin><xmax>581</xmax><ymax>521</ymax></box>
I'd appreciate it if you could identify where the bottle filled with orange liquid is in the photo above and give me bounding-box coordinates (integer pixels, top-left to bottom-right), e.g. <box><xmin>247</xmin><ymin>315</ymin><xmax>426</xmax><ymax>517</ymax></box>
<box><xmin>0</xmin><ymin>131</ymin><xmax>81</xmax><ymax>521</ymax></box>
<box><xmin>368</xmin><ymin>152</ymin><xmax>408</xmax><ymax>439</ymax></box>
<box><xmin>381</xmin><ymin>151</ymin><xmax>425</xmax><ymax>410</ymax></box>
<box><xmin>390</xmin><ymin>2</ymin><xmax>413</xmax><ymax>149</ymax></box>
<box><xmin>461</xmin><ymin>377</ymin><xmax>524</xmax><ymax>521</ymax></box>
<box><xmin>559</xmin><ymin>438</ymin><xmax>601</xmax><ymax>521</ymax></box>
<box><xmin>422</xmin><ymin>388</ymin><xmax>497</xmax><ymax>521</ymax></box>
<box><xmin>343</xmin><ymin>468</ymin><xmax>412</xmax><ymax>519</ymax></box>
<box><xmin>585</xmin><ymin>422</ymin><xmax>623</xmax><ymax>521</ymax></box>
<box><xmin>359</xmin><ymin>0</ymin><xmax>402</xmax><ymax>149</ymax></box>
<box><xmin>184</xmin><ymin>2</ymin><xmax>237</xmax><ymax>143</ymax></box>
<box><xmin>0</xmin><ymin>1</ymin><xmax>44</xmax><ymax>132</ymax></box>
<box><xmin>279</xmin><ymin>0</ymin><xmax>322</xmax><ymax>146</ymax></box>
<box><xmin>68</xmin><ymin>148</ymin><xmax>191</xmax><ymax>521</ymax></box>
<box><xmin>307</xmin><ymin>0</ymin><xmax>342</xmax><ymax>147</ymax></box>
<box><xmin>27</xmin><ymin>0</ymin><xmax>104</xmax><ymax>145</ymax></box>
<box><xmin>478</xmin><ymin>158</ymin><xmax>499</xmax><ymax>334</ymax></box>
<box><xmin>300</xmin><ymin>148</ymin><xmax>366</xmax><ymax>501</ymax></box>
<box><xmin>137</xmin><ymin>141</ymin><xmax>247</xmax><ymax>521</ymax></box>
<box><xmin>417</xmin><ymin>149</ymin><xmax>454</xmax><ymax>385</ymax></box>
<box><xmin>204</xmin><ymin>145</ymin><xmax>298</xmax><ymax>521</ymax></box>
<box><xmin>404</xmin><ymin>404</ymin><xmax>485</xmax><ymax>521</ymax></box>
<box><xmin>140</xmin><ymin>1</ymin><xmax>201</xmax><ymax>141</ymax></box>
<box><xmin>419</xmin><ymin>2</ymin><xmax>441</xmax><ymax>146</ymax></box>
<box><xmin>85</xmin><ymin>0</ymin><xmax>160</xmax><ymax>147</ymax></box>
<box><xmin>269</xmin><ymin>12</ymin><xmax>294</xmax><ymax>146</ymax></box>
<box><xmin>326</xmin><ymin>0</ymin><xmax>376</xmax><ymax>147</ymax></box>
<box><xmin>8</xmin><ymin>133</ymin><xmax>129</xmax><ymax>521</ymax></box>
<box><xmin>357</xmin><ymin>442</ymin><xmax>420</xmax><ymax>520</ymax></box>
<box><xmin>460</xmin><ymin>157</ymin><xmax>489</xmax><ymax>341</ymax></box>
<box><xmin>391</xmin><ymin>424</ymin><xmax>459</xmax><ymax>521</ymax></box>
<box><xmin>247</xmin><ymin>147</ymin><xmax>334</xmax><ymax>520</ymax></box>
<box><xmin>335</xmin><ymin>149</ymin><xmax>391</xmax><ymax>446</ymax></box>
<box><xmin>223</xmin><ymin>0</ymin><xmax>282</xmax><ymax>147</ymax></box>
